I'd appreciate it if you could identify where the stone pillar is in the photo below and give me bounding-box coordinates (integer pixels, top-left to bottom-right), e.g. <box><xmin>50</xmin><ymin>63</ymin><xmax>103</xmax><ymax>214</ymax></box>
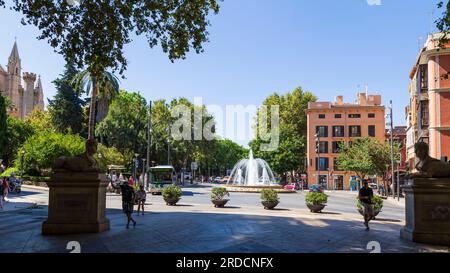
<box><xmin>400</xmin><ymin>178</ymin><xmax>450</xmax><ymax>246</ymax></box>
<box><xmin>42</xmin><ymin>172</ymin><xmax>110</xmax><ymax>235</ymax></box>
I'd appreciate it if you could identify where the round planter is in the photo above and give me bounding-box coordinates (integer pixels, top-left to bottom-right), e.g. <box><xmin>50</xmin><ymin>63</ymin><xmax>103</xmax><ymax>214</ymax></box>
<box><xmin>261</xmin><ymin>201</ymin><xmax>279</xmax><ymax>210</ymax></box>
<box><xmin>357</xmin><ymin>208</ymin><xmax>381</xmax><ymax>219</ymax></box>
<box><xmin>164</xmin><ymin>197</ymin><xmax>180</xmax><ymax>206</ymax></box>
<box><xmin>212</xmin><ymin>199</ymin><xmax>229</xmax><ymax>208</ymax></box>
<box><xmin>307</xmin><ymin>203</ymin><xmax>326</xmax><ymax>213</ymax></box>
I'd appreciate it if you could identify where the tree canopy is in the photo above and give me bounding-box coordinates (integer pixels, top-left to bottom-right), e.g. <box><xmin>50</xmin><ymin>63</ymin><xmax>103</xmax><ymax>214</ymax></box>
<box><xmin>250</xmin><ymin>87</ymin><xmax>317</xmax><ymax>181</ymax></box>
<box><xmin>337</xmin><ymin>137</ymin><xmax>401</xmax><ymax>181</ymax></box>
<box><xmin>4</xmin><ymin>0</ymin><xmax>221</xmax><ymax>77</ymax></box>
<box><xmin>48</xmin><ymin>62</ymin><xmax>85</xmax><ymax>134</ymax></box>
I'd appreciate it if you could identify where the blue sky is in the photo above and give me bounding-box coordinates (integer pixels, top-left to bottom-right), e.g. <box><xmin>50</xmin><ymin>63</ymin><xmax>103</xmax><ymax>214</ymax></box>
<box><xmin>0</xmin><ymin>0</ymin><xmax>442</xmax><ymax>146</ymax></box>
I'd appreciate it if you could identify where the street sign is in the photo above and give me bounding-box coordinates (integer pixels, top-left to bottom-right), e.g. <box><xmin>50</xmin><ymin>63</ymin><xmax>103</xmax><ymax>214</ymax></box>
<box><xmin>191</xmin><ymin>162</ymin><xmax>198</xmax><ymax>171</ymax></box>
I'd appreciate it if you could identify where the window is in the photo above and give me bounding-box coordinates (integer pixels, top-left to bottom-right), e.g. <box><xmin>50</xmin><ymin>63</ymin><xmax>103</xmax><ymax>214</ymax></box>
<box><xmin>368</xmin><ymin>125</ymin><xmax>376</xmax><ymax>137</ymax></box>
<box><xmin>316</xmin><ymin>126</ymin><xmax>328</xmax><ymax>137</ymax></box>
<box><xmin>332</xmin><ymin>142</ymin><xmax>342</xmax><ymax>153</ymax></box>
<box><xmin>315</xmin><ymin>157</ymin><xmax>329</xmax><ymax>171</ymax></box>
<box><xmin>335</xmin><ymin>114</ymin><xmax>342</xmax><ymax>119</ymax></box>
<box><xmin>349</xmin><ymin>126</ymin><xmax>361</xmax><ymax>137</ymax></box>
<box><xmin>348</xmin><ymin>114</ymin><xmax>361</xmax><ymax>118</ymax></box>
<box><xmin>419</xmin><ymin>64</ymin><xmax>428</xmax><ymax>91</ymax></box>
<box><xmin>318</xmin><ymin>114</ymin><xmax>326</xmax><ymax>119</ymax></box>
<box><xmin>332</xmin><ymin>126</ymin><xmax>345</xmax><ymax>137</ymax></box>
<box><xmin>368</xmin><ymin>113</ymin><xmax>375</xmax><ymax>118</ymax></box>
<box><xmin>316</xmin><ymin>141</ymin><xmax>328</xmax><ymax>153</ymax></box>
<box><xmin>421</xmin><ymin>101</ymin><xmax>429</xmax><ymax>127</ymax></box>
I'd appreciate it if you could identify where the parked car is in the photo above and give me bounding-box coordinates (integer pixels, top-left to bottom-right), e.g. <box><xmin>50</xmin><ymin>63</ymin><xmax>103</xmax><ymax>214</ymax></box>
<box><xmin>309</xmin><ymin>184</ymin><xmax>324</xmax><ymax>193</ymax></box>
<box><xmin>213</xmin><ymin>177</ymin><xmax>221</xmax><ymax>183</ymax></box>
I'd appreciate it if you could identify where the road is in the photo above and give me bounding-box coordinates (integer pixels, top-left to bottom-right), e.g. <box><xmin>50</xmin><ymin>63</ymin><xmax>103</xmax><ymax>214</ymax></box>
<box><xmin>2</xmin><ymin>183</ymin><xmax>446</xmax><ymax>253</ymax></box>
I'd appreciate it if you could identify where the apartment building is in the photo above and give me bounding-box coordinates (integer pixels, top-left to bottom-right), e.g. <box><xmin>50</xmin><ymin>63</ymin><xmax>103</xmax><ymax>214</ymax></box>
<box><xmin>406</xmin><ymin>33</ymin><xmax>450</xmax><ymax>169</ymax></box>
<box><xmin>306</xmin><ymin>93</ymin><xmax>385</xmax><ymax>190</ymax></box>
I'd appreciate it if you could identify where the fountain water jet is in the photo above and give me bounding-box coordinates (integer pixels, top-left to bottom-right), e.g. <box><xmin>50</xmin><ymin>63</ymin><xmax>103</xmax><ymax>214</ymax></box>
<box><xmin>225</xmin><ymin>150</ymin><xmax>295</xmax><ymax>193</ymax></box>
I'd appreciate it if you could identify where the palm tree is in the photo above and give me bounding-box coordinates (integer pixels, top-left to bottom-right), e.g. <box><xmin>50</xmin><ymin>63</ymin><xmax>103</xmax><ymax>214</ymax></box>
<box><xmin>72</xmin><ymin>70</ymin><xmax>120</xmax><ymax>140</ymax></box>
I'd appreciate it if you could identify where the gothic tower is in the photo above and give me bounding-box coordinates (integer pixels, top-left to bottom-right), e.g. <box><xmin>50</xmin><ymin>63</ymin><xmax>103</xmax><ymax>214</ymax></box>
<box><xmin>6</xmin><ymin>40</ymin><xmax>22</xmax><ymax>117</ymax></box>
<box><xmin>34</xmin><ymin>75</ymin><xmax>44</xmax><ymax>111</ymax></box>
<box><xmin>1</xmin><ymin>40</ymin><xmax>45</xmax><ymax>119</ymax></box>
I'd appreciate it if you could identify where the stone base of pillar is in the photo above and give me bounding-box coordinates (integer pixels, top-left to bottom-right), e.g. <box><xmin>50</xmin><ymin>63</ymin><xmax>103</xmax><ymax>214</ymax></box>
<box><xmin>42</xmin><ymin>172</ymin><xmax>110</xmax><ymax>235</ymax></box>
<box><xmin>400</xmin><ymin>178</ymin><xmax>450</xmax><ymax>246</ymax></box>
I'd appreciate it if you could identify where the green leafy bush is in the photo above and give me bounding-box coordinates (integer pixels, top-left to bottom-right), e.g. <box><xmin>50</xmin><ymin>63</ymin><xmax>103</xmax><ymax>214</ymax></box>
<box><xmin>162</xmin><ymin>185</ymin><xmax>182</xmax><ymax>199</ymax></box>
<box><xmin>211</xmin><ymin>187</ymin><xmax>229</xmax><ymax>201</ymax></box>
<box><xmin>17</xmin><ymin>132</ymin><xmax>85</xmax><ymax>175</ymax></box>
<box><xmin>261</xmin><ymin>188</ymin><xmax>279</xmax><ymax>202</ymax></box>
<box><xmin>356</xmin><ymin>195</ymin><xmax>383</xmax><ymax>211</ymax></box>
<box><xmin>94</xmin><ymin>143</ymin><xmax>126</xmax><ymax>172</ymax></box>
<box><xmin>0</xmin><ymin>167</ymin><xmax>18</xmax><ymax>178</ymax></box>
<box><xmin>305</xmin><ymin>192</ymin><xmax>328</xmax><ymax>205</ymax></box>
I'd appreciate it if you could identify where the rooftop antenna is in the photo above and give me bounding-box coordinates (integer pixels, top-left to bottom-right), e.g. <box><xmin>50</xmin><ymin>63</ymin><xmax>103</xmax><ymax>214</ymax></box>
<box><xmin>417</xmin><ymin>36</ymin><xmax>424</xmax><ymax>51</ymax></box>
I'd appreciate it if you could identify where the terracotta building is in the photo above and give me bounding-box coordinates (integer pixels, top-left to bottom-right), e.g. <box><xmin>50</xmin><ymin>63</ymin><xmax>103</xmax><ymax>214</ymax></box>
<box><xmin>0</xmin><ymin>40</ymin><xmax>44</xmax><ymax>119</ymax></box>
<box><xmin>385</xmin><ymin>126</ymin><xmax>407</xmax><ymax>172</ymax></box>
<box><xmin>406</xmin><ymin>33</ymin><xmax>450</xmax><ymax>169</ymax></box>
<box><xmin>306</xmin><ymin>93</ymin><xmax>385</xmax><ymax>190</ymax></box>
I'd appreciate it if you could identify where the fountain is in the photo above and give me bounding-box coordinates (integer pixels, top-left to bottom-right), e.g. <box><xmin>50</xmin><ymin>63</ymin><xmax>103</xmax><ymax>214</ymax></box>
<box><xmin>225</xmin><ymin>150</ymin><xmax>295</xmax><ymax>193</ymax></box>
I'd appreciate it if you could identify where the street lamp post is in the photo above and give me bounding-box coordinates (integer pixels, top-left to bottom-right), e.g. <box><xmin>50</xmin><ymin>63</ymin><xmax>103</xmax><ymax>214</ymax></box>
<box><xmin>389</xmin><ymin>100</ymin><xmax>395</xmax><ymax>198</ymax></box>
<box><xmin>20</xmin><ymin>148</ymin><xmax>25</xmax><ymax>177</ymax></box>
<box><xmin>142</xmin><ymin>158</ymin><xmax>146</xmax><ymax>187</ymax></box>
<box><xmin>134</xmin><ymin>153</ymin><xmax>139</xmax><ymax>182</ymax></box>
<box><xmin>315</xmin><ymin>133</ymin><xmax>320</xmax><ymax>186</ymax></box>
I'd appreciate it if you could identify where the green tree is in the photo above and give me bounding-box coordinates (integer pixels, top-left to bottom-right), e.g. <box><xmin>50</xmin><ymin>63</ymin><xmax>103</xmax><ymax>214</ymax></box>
<box><xmin>337</xmin><ymin>138</ymin><xmax>374</xmax><ymax>180</ymax></box>
<box><xmin>94</xmin><ymin>143</ymin><xmax>127</xmax><ymax>173</ymax></box>
<box><xmin>2</xmin><ymin>117</ymin><xmax>33</xmax><ymax>167</ymax></box>
<box><xmin>338</xmin><ymin>137</ymin><xmax>400</xmax><ymax>195</ymax></box>
<box><xmin>436</xmin><ymin>1</ymin><xmax>450</xmax><ymax>47</ymax></box>
<box><xmin>210</xmin><ymin>139</ymin><xmax>248</xmax><ymax>176</ymax></box>
<box><xmin>18</xmin><ymin>132</ymin><xmax>85</xmax><ymax>175</ymax></box>
<box><xmin>48</xmin><ymin>62</ymin><xmax>85</xmax><ymax>134</ymax></box>
<box><xmin>0</xmin><ymin>95</ymin><xmax>7</xmax><ymax>161</ymax></box>
<box><xmin>96</xmin><ymin>91</ymin><xmax>148</xmax><ymax>156</ymax></box>
<box><xmin>73</xmin><ymin>70</ymin><xmax>120</xmax><ymax>140</ymax></box>
<box><xmin>25</xmin><ymin>108</ymin><xmax>54</xmax><ymax>134</ymax></box>
<box><xmin>250</xmin><ymin>87</ymin><xmax>317</xmax><ymax>182</ymax></box>
<box><xmin>6</xmin><ymin>0</ymin><xmax>221</xmax><ymax>145</ymax></box>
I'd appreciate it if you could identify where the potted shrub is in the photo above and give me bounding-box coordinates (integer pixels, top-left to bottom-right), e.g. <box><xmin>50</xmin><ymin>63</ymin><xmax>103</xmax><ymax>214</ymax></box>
<box><xmin>211</xmin><ymin>187</ymin><xmax>230</xmax><ymax>208</ymax></box>
<box><xmin>261</xmin><ymin>188</ymin><xmax>279</xmax><ymax>210</ymax></box>
<box><xmin>305</xmin><ymin>192</ymin><xmax>328</xmax><ymax>213</ymax></box>
<box><xmin>357</xmin><ymin>195</ymin><xmax>383</xmax><ymax>219</ymax></box>
<box><xmin>162</xmin><ymin>185</ymin><xmax>182</xmax><ymax>206</ymax></box>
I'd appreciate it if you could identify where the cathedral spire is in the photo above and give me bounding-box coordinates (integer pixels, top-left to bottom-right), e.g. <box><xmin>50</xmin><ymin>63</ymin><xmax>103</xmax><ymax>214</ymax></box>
<box><xmin>7</xmin><ymin>39</ymin><xmax>21</xmax><ymax>76</ymax></box>
<box><xmin>9</xmin><ymin>40</ymin><xmax>20</xmax><ymax>62</ymax></box>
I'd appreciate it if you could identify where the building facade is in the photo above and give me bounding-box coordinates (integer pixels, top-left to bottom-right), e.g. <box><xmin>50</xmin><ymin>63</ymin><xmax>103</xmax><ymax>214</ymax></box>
<box><xmin>306</xmin><ymin>93</ymin><xmax>385</xmax><ymax>190</ymax></box>
<box><xmin>0</xmin><ymin>41</ymin><xmax>44</xmax><ymax>119</ymax></box>
<box><xmin>406</xmin><ymin>33</ymin><xmax>450</xmax><ymax>169</ymax></box>
<box><xmin>385</xmin><ymin>126</ymin><xmax>408</xmax><ymax>172</ymax></box>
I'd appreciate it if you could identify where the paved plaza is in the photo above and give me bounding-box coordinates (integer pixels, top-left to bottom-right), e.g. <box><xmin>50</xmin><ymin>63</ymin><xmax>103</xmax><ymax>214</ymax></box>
<box><xmin>0</xmin><ymin>184</ymin><xmax>448</xmax><ymax>253</ymax></box>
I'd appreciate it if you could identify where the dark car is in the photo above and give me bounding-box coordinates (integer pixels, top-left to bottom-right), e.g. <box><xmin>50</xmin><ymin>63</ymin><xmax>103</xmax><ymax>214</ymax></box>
<box><xmin>309</xmin><ymin>184</ymin><xmax>324</xmax><ymax>193</ymax></box>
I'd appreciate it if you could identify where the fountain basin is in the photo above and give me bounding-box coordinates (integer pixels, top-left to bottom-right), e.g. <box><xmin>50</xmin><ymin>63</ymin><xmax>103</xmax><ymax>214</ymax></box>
<box><xmin>224</xmin><ymin>185</ymin><xmax>296</xmax><ymax>193</ymax></box>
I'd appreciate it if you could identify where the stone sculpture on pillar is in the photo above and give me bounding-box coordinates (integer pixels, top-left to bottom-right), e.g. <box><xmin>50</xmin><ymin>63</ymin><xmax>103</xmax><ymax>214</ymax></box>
<box><xmin>409</xmin><ymin>141</ymin><xmax>450</xmax><ymax>178</ymax></box>
<box><xmin>42</xmin><ymin>139</ymin><xmax>110</xmax><ymax>235</ymax></box>
<box><xmin>401</xmin><ymin>142</ymin><xmax>450</xmax><ymax>246</ymax></box>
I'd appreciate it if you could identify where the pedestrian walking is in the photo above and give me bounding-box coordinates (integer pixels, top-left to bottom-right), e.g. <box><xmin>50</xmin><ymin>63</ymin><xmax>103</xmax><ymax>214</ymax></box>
<box><xmin>137</xmin><ymin>185</ymin><xmax>146</xmax><ymax>216</ymax></box>
<box><xmin>2</xmin><ymin>177</ymin><xmax>9</xmax><ymax>203</ymax></box>
<box><xmin>0</xmin><ymin>177</ymin><xmax>4</xmax><ymax>209</ymax></box>
<box><xmin>358</xmin><ymin>180</ymin><xmax>374</xmax><ymax>230</ymax></box>
<box><xmin>120</xmin><ymin>181</ymin><xmax>136</xmax><ymax>229</ymax></box>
